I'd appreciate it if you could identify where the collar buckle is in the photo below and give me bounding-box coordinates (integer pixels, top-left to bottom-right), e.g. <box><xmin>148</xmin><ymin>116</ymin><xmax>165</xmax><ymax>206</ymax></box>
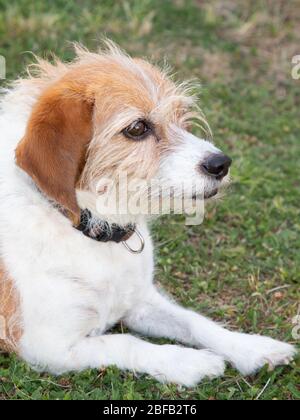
<box><xmin>122</xmin><ymin>227</ymin><xmax>145</xmax><ymax>254</ymax></box>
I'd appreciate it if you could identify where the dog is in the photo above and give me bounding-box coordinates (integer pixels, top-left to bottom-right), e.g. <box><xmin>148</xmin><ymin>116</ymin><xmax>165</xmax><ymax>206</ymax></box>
<box><xmin>0</xmin><ymin>41</ymin><xmax>296</xmax><ymax>386</ymax></box>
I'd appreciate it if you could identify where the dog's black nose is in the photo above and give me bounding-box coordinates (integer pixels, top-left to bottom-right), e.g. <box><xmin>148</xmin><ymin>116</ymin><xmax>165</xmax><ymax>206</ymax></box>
<box><xmin>201</xmin><ymin>153</ymin><xmax>232</xmax><ymax>179</ymax></box>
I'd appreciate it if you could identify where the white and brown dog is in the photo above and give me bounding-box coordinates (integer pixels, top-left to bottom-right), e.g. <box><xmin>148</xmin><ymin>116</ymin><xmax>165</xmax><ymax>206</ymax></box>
<box><xmin>0</xmin><ymin>42</ymin><xmax>296</xmax><ymax>386</ymax></box>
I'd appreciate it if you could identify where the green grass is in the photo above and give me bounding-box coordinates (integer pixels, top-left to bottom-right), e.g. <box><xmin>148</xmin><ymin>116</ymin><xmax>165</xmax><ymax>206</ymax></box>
<box><xmin>0</xmin><ymin>0</ymin><xmax>299</xmax><ymax>400</ymax></box>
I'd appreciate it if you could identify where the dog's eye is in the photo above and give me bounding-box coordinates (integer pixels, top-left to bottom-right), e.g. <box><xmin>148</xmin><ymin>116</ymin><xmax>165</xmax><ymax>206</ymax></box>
<box><xmin>123</xmin><ymin>120</ymin><xmax>152</xmax><ymax>140</ymax></box>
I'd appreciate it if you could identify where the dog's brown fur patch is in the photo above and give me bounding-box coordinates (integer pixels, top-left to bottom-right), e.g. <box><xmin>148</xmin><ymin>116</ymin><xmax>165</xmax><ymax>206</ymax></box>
<box><xmin>0</xmin><ymin>261</ymin><xmax>22</xmax><ymax>353</ymax></box>
<box><xmin>15</xmin><ymin>80</ymin><xmax>94</xmax><ymax>225</ymax></box>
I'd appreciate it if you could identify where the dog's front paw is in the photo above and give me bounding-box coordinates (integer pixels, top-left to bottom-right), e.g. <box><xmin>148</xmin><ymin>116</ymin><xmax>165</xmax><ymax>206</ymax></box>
<box><xmin>226</xmin><ymin>333</ymin><xmax>297</xmax><ymax>376</ymax></box>
<box><xmin>153</xmin><ymin>347</ymin><xmax>225</xmax><ymax>387</ymax></box>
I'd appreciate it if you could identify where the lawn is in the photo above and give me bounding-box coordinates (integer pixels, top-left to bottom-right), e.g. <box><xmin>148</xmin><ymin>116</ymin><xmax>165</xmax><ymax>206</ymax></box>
<box><xmin>0</xmin><ymin>0</ymin><xmax>299</xmax><ymax>400</ymax></box>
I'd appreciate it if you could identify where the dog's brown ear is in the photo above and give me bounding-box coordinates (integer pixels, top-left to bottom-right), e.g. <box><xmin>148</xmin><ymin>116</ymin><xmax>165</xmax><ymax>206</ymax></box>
<box><xmin>15</xmin><ymin>81</ymin><xmax>94</xmax><ymax>225</ymax></box>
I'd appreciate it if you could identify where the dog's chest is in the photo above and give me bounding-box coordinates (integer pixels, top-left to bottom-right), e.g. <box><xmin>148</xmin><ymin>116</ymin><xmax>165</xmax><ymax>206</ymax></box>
<box><xmin>61</xmin><ymin>227</ymin><xmax>154</xmax><ymax>335</ymax></box>
<box><xmin>90</xmin><ymin>249</ymin><xmax>152</xmax><ymax>330</ymax></box>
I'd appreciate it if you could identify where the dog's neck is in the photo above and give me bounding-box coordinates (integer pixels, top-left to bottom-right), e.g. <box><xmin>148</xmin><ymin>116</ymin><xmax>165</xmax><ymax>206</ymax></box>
<box><xmin>75</xmin><ymin>189</ymin><xmax>146</xmax><ymax>244</ymax></box>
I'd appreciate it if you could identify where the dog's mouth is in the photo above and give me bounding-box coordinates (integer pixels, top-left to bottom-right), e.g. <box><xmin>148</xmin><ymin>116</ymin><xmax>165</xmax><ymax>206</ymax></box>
<box><xmin>192</xmin><ymin>188</ymin><xmax>219</xmax><ymax>201</ymax></box>
<box><xmin>204</xmin><ymin>188</ymin><xmax>219</xmax><ymax>200</ymax></box>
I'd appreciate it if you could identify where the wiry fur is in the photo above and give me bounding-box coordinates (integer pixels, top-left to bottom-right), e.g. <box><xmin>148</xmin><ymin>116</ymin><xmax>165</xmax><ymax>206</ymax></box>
<box><xmin>0</xmin><ymin>42</ymin><xmax>296</xmax><ymax>386</ymax></box>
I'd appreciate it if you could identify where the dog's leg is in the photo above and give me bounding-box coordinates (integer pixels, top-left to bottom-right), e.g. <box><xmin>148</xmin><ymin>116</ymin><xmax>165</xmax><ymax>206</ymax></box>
<box><xmin>35</xmin><ymin>334</ymin><xmax>224</xmax><ymax>386</ymax></box>
<box><xmin>125</xmin><ymin>288</ymin><xmax>296</xmax><ymax>375</ymax></box>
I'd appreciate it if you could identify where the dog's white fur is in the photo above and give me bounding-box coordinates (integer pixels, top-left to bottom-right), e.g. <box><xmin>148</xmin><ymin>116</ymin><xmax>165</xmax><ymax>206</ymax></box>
<box><xmin>0</xmin><ymin>43</ymin><xmax>296</xmax><ymax>386</ymax></box>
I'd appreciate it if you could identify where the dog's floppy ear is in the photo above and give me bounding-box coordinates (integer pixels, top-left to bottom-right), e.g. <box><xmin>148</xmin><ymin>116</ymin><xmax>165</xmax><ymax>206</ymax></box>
<box><xmin>15</xmin><ymin>81</ymin><xmax>94</xmax><ymax>225</ymax></box>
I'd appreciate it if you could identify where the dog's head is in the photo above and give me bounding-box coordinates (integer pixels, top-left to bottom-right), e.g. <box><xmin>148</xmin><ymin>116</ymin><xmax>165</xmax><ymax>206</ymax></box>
<box><xmin>16</xmin><ymin>42</ymin><xmax>231</xmax><ymax>225</ymax></box>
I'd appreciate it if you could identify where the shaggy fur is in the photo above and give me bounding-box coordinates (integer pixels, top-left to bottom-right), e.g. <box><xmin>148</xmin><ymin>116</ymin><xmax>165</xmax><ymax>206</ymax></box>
<box><xmin>0</xmin><ymin>42</ymin><xmax>296</xmax><ymax>386</ymax></box>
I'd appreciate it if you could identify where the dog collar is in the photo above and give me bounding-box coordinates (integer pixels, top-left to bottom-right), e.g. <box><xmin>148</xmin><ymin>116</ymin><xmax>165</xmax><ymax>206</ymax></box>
<box><xmin>75</xmin><ymin>209</ymin><xmax>145</xmax><ymax>253</ymax></box>
<box><xmin>76</xmin><ymin>209</ymin><xmax>135</xmax><ymax>242</ymax></box>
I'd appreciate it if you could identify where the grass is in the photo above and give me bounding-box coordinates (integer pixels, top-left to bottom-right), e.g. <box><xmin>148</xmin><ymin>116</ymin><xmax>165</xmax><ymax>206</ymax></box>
<box><xmin>0</xmin><ymin>0</ymin><xmax>299</xmax><ymax>400</ymax></box>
